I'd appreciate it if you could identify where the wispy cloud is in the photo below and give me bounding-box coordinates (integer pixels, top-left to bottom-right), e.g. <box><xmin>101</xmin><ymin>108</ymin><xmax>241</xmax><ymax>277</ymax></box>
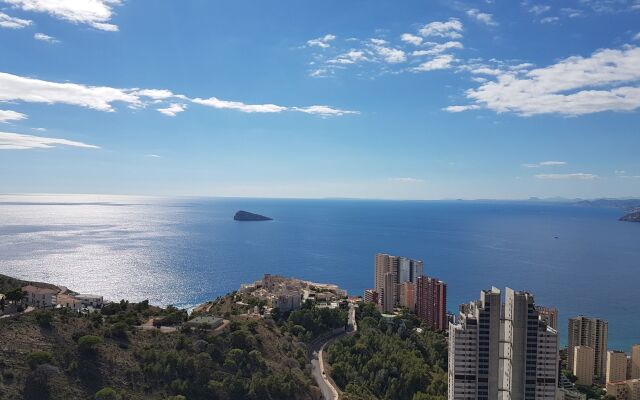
<box><xmin>535</xmin><ymin>173</ymin><xmax>597</xmax><ymax>180</ymax></box>
<box><xmin>528</xmin><ymin>5</ymin><xmax>551</xmax><ymax>15</ymax></box>
<box><xmin>447</xmin><ymin>45</ymin><xmax>640</xmax><ymax>116</ymax></box>
<box><xmin>292</xmin><ymin>105</ymin><xmax>359</xmax><ymax>117</ymax></box>
<box><xmin>146</xmin><ymin>154</ymin><xmax>161</xmax><ymax>158</ymax></box>
<box><xmin>0</xmin><ymin>11</ymin><xmax>31</xmax><ymax>28</ymax></box>
<box><xmin>419</xmin><ymin>18</ymin><xmax>463</xmax><ymax>39</ymax></box>
<box><xmin>413</xmin><ymin>54</ymin><xmax>456</xmax><ymax>72</ymax></box>
<box><xmin>157</xmin><ymin>103</ymin><xmax>186</xmax><ymax>117</ymax></box>
<box><xmin>307</xmin><ymin>34</ymin><xmax>336</xmax><ymax>49</ymax></box>
<box><xmin>34</xmin><ymin>32</ymin><xmax>59</xmax><ymax>43</ymax></box>
<box><xmin>466</xmin><ymin>9</ymin><xmax>498</xmax><ymax>26</ymax></box>
<box><xmin>443</xmin><ymin>105</ymin><xmax>480</xmax><ymax>112</ymax></box>
<box><xmin>0</xmin><ymin>71</ymin><xmax>140</xmax><ymax>111</ymax></box>
<box><xmin>0</xmin><ymin>131</ymin><xmax>99</xmax><ymax>150</ymax></box>
<box><xmin>0</xmin><ymin>0</ymin><xmax>122</xmax><ymax>31</ymax></box>
<box><xmin>192</xmin><ymin>97</ymin><xmax>287</xmax><ymax>113</ymax></box>
<box><xmin>400</xmin><ymin>33</ymin><xmax>422</xmax><ymax>46</ymax></box>
<box><xmin>522</xmin><ymin>161</ymin><xmax>568</xmax><ymax>168</ymax></box>
<box><xmin>412</xmin><ymin>41</ymin><xmax>463</xmax><ymax>57</ymax></box>
<box><xmin>0</xmin><ymin>71</ymin><xmax>357</xmax><ymax>117</ymax></box>
<box><xmin>0</xmin><ymin>109</ymin><xmax>27</xmax><ymax>122</ymax></box>
<box><xmin>390</xmin><ymin>177</ymin><xmax>425</xmax><ymax>183</ymax></box>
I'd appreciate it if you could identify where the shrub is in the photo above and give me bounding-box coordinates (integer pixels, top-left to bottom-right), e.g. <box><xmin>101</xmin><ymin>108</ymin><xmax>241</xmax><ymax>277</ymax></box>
<box><xmin>35</xmin><ymin>311</ymin><xmax>53</xmax><ymax>327</ymax></box>
<box><xmin>27</xmin><ymin>351</ymin><xmax>53</xmax><ymax>369</ymax></box>
<box><xmin>78</xmin><ymin>335</ymin><xmax>103</xmax><ymax>353</ymax></box>
<box><xmin>95</xmin><ymin>387</ymin><xmax>118</xmax><ymax>400</ymax></box>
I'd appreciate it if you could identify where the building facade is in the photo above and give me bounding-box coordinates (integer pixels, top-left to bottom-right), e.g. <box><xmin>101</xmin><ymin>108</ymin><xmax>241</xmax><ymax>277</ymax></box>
<box><xmin>374</xmin><ymin>253</ymin><xmax>424</xmax><ymax>311</ymax></box>
<box><xmin>608</xmin><ymin>350</ymin><xmax>629</xmax><ymax>383</ymax></box>
<box><xmin>568</xmin><ymin>316</ymin><xmax>608</xmax><ymax>383</ymax></box>
<box><xmin>632</xmin><ymin>345</ymin><xmax>640</xmax><ymax>380</ymax></box>
<box><xmin>398</xmin><ymin>282</ymin><xmax>416</xmax><ymax>312</ymax></box>
<box><xmin>416</xmin><ymin>276</ymin><xmax>447</xmax><ymax>331</ymax></box>
<box><xmin>606</xmin><ymin>379</ymin><xmax>640</xmax><ymax>400</ymax></box>
<box><xmin>537</xmin><ymin>306</ymin><xmax>559</xmax><ymax>330</ymax></box>
<box><xmin>22</xmin><ymin>285</ymin><xmax>59</xmax><ymax>308</ymax></box>
<box><xmin>573</xmin><ymin>346</ymin><xmax>595</xmax><ymax>386</ymax></box>
<box><xmin>449</xmin><ymin>287</ymin><xmax>559</xmax><ymax>400</ymax></box>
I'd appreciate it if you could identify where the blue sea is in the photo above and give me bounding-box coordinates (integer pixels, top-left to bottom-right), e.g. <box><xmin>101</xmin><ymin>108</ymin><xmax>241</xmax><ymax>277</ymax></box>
<box><xmin>0</xmin><ymin>194</ymin><xmax>638</xmax><ymax>350</ymax></box>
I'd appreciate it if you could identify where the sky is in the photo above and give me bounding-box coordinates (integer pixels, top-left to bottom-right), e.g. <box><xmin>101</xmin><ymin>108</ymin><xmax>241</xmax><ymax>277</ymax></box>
<box><xmin>0</xmin><ymin>0</ymin><xmax>639</xmax><ymax>200</ymax></box>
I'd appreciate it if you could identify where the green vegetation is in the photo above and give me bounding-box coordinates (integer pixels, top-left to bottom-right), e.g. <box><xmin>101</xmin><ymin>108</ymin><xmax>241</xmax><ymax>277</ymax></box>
<box><xmin>281</xmin><ymin>300</ymin><xmax>348</xmax><ymax>341</ymax></box>
<box><xmin>326</xmin><ymin>303</ymin><xmax>448</xmax><ymax>400</ymax></box>
<box><xmin>0</xmin><ymin>291</ymin><xmax>344</xmax><ymax>399</ymax></box>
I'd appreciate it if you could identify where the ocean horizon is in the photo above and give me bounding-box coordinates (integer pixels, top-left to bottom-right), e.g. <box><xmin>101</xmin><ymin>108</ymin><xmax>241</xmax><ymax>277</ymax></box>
<box><xmin>1</xmin><ymin>194</ymin><xmax>638</xmax><ymax>350</ymax></box>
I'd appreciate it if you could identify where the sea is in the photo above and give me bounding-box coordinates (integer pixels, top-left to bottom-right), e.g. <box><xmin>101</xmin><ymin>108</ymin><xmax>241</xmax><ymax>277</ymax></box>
<box><xmin>0</xmin><ymin>194</ymin><xmax>638</xmax><ymax>350</ymax></box>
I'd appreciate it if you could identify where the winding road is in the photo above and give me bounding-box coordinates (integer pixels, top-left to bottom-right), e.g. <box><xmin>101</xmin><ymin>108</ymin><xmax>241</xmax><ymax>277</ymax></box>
<box><xmin>310</xmin><ymin>304</ymin><xmax>358</xmax><ymax>400</ymax></box>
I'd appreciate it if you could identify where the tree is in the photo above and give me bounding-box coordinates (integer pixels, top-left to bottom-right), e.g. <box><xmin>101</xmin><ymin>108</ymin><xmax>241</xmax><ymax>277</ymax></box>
<box><xmin>78</xmin><ymin>335</ymin><xmax>103</xmax><ymax>354</ymax></box>
<box><xmin>5</xmin><ymin>287</ymin><xmax>25</xmax><ymax>303</ymax></box>
<box><xmin>27</xmin><ymin>351</ymin><xmax>53</xmax><ymax>369</ymax></box>
<box><xmin>95</xmin><ymin>387</ymin><xmax>118</xmax><ymax>400</ymax></box>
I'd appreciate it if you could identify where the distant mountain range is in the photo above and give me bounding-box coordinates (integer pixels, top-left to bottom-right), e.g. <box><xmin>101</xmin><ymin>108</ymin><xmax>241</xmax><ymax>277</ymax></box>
<box><xmin>570</xmin><ymin>198</ymin><xmax>640</xmax><ymax>223</ymax></box>
<box><xmin>573</xmin><ymin>198</ymin><xmax>640</xmax><ymax>211</ymax></box>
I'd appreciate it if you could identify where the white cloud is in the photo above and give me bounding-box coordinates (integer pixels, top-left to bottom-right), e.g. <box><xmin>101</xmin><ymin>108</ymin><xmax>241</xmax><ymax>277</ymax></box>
<box><xmin>459</xmin><ymin>46</ymin><xmax>640</xmax><ymax>116</ymax></box>
<box><xmin>401</xmin><ymin>33</ymin><xmax>423</xmax><ymax>46</ymax></box>
<box><xmin>419</xmin><ymin>18</ymin><xmax>463</xmax><ymax>39</ymax></box>
<box><xmin>634</xmin><ymin>32</ymin><xmax>640</xmax><ymax>41</ymax></box>
<box><xmin>471</xmin><ymin>67</ymin><xmax>503</xmax><ymax>75</ymax></box>
<box><xmin>413</xmin><ymin>54</ymin><xmax>455</xmax><ymax>72</ymax></box>
<box><xmin>146</xmin><ymin>154</ymin><xmax>161</xmax><ymax>158</ymax></box>
<box><xmin>529</xmin><ymin>5</ymin><xmax>551</xmax><ymax>15</ymax></box>
<box><xmin>466</xmin><ymin>9</ymin><xmax>498</xmax><ymax>26</ymax></box>
<box><xmin>192</xmin><ymin>97</ymin><xmax>287</xmax><ymax>113</ymax></box>
<box><xmin>614</xmin><ymin>169</ymin><xmax>626</xmax><ymax>174</ymax></box>
<box><xmin>522</xmin><ymin>161</ymin><xmax>567</xmax><ymax>168</ymax></box>
<box><xmin>307</xmin><ymin>34</ymin><xmax>336</xmax><ymax>49</ymax></box>
<box><xmin>0</xmin><ymin>71</ymin><xmax>356</xmax><ymax>118</ymax></box>
<box><xmin>0</xmin><ymin>131</ymin><xmax>98</xmax><ymax>150</ymax></box>
<box><xmin>540</xmin><ymin>16</ymin><xmax>560</xmax><ymax>23</ymax></box>
<box><xmin>292</xmin><ymin>105</ymin><xmax>359</xmax><ymax>117</ymax></box>
<box><xmin>391</xmin><ymin>177</ymin><xmax>425</xmax><ymax>183</ymax></box>
<box><xmin>373</xmin><ymin>45</ymin><xmax>406</xmax><ymax>63</ymax></box>
<box><xmin>34</xmin><ymin>32</ymin><xmax>58</xmax><ymax>43</ymax></box>
<box><xmin>134</xmin><ymin>89</ymin><xmax>176</xmax><ymax>100</ymax></box>
<box><xmin>328</xmin><ymin>50</ymin><xmax>368</xmax><ymax>64</ymax></box>
<box><xmin>560</xmin><ymin>7</ymin><xmax>584</xmax><ymax>18</ymax></box>
<box><xmin>412</xmin><ymin>41</ymin><xmax>463</xmax><ymax>56</ymax></box>
<box><xmin>0</xmin><ymin>109</ymin><xmax>27</xmax><ymax>122</ymax></box>
<box><xmin>535</xmin><ymin>173</ymin><xmax>597</xmax><ymax>180</ymax></box>
<box><xmin>1</xmin><ymin>0</ymin><xmax>122</xmax><ymax>31</ymax></box>
<box><xmin>0</xmin><ymin>71</ymin><xmax>140</xmax><ymax>111</ymax></box>
<box><xmin>443</xmin><ymin>105</ymin><xmax>480</xmax><ymax>112</ymax></box>
<box><xmin>0</xmin><ymin>11</ymin><xmax>31</xmax><ymax>28</ymax></box>
<box><xmin>157</xmin><ymin>103</ymin><xmax>186</xmax><ymax>117</ymax></box>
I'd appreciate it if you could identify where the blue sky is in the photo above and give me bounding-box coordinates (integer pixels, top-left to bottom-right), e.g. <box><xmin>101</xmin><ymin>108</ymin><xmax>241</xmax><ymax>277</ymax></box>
<box><xmin>0</xmin><ymin>0</ymin><xmax>639</xmax><ymax>199</ymax></box>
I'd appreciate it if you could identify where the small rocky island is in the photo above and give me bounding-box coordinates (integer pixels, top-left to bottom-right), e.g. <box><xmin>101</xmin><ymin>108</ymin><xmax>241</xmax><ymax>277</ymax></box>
<box><xmin>233</xmin><ymin>210</ymin><xmax>273</xmax><ymax>221</ymax></box>
<box><xmin>620</xmin><ymin>210</ymin><xmax>640</xmax><ymax>222</ymax></box>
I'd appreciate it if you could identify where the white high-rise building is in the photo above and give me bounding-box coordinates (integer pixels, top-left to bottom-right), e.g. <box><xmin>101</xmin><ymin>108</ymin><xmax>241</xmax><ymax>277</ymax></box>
<box><xmin>449</xmin><ymin>287</ymin><xmax>558</xmax><ymax>400</ymax></box>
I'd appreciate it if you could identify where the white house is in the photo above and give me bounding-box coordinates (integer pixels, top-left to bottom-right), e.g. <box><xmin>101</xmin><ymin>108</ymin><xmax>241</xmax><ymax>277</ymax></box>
<box><xmin>22</xmin><ymin>285</ymin><xmax>59</xmax><ymax>308</ymax></box>
<box><xmin>73</xmin><ymin>294</ymin><xmax>104</xmax><ymax>308</ymax></box>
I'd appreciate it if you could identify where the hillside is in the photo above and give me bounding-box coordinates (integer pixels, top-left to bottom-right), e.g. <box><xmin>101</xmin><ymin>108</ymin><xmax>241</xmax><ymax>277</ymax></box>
<box><xmin>620</xmin><ymin>210</ymin><xmax>640</xmax><ymax>222</ymax></box>
<box><xmin>0</xmin><ymin>294</ymin><xmax>329</xmax><ymax>400</ymax></box>
<box><xmin>326</xmin><ymin>303</ymin><xmax>448</xmax><ymax>400</ymax></box>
